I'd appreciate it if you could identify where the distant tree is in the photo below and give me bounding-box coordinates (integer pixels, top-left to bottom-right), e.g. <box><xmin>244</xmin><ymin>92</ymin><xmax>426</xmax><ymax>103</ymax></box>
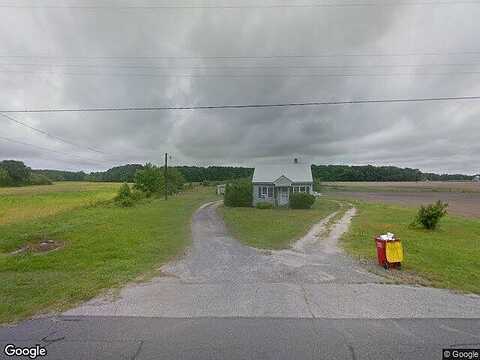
<box><xmin>165</xmin><ymin>168</ymin><xmax>186</xmax><ymax>194</ymax></box>
<box><xmin>0</xmin><ymin>160</ymin><xmax>31</xmax><ymax>186</ymax></box>
<box><xmin>133</xmin><ymin>163</ymin><xmax>163</xmax><ymax>196</ymax></box>
<box><xmin>311</xmin><ymin>164</ymin><xmax>434</xmax><ymax>182</ymax></box>
<box><xmin>91</xmin><ymin>164</ymin><xmax>144</xmax><ymax>182</ymax></box>
<box><xmin>133</xmin><ymin>163</ymin><xmax>185</xmax><ymax>197</ymax></box>
<box><xmin>175</xmin><ymin>166</ymin><xmax>254</xmax><ymax>183</ymax></box>
<box><xmin>0</xmin><ymin>168</ymin><xmax>12</xmax><ymax>187</ymax></box>
<box><xmin>28</xmin><ymin>173</ymin><xmax>53</xmax><ymax>186</ymax></box>
<box><xmin>33</xmin><ymin>169</ymin><xmax>87</xmax><ymax>181</ymax></box>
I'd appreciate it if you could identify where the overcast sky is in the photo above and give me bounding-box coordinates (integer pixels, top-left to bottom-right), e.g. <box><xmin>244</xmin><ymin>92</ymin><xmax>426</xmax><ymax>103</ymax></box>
<box><xmin>1</xmin><ymin>0</ymin><xmax>479</xmax><ymax>174</ymax></box>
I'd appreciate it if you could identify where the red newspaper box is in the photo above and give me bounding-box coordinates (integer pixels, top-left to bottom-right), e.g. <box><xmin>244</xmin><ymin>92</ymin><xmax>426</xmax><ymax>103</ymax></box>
<box><xmin>375</xmin><ymin>236</ymin><xmax>402</xmax><ymax>269</ymax></box>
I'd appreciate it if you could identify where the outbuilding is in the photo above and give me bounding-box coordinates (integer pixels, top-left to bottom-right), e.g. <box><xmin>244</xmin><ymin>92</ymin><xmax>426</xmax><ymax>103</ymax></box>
<box><xmin>216</xmin><ymin>184</ymin><xmax>226</xmax><ymax>195</ymax></box>
<box><xmin>252</xmin><ymin>161</ymin><xmax>313</xmax><ymax>207</ymax></box>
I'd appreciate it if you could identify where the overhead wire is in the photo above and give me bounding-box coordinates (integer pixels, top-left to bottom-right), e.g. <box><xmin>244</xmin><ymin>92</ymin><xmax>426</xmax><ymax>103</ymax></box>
<box><xmin>1</xmin><ymin>62</ymin><xmax>480</xmax><ymax>70</ymax></box>
<box><xmin>0</xmin><ymin>135</ymin><xmax>111</xmax><ymax>166</ymax></box>
<box><xmin>4</xmin><ymin>50</ymin><xmax>480</xmax><ymax>60</ymax></box>
<box><xmin>0</xmin><ymin>1</ymin><xmax>478</xmax><ymax>9</ymax></box>
<box><xmin>1</xmin><ymin>95</ymin><xmax>480</xmax><ymax>113</ymax></box>
<box><xmin>3</xmin><ymin>69</ymin><xmax>480</xmax><ymax>78</ymax></box>
<box><xmin>0</xmin><ymin>113</ymin><xmax>106</xmax><ymax>154</ymax></box>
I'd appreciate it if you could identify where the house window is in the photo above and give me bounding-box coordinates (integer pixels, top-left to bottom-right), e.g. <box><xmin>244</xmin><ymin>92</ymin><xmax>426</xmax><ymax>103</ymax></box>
<box><xmin>300</xmin><ymin>186</ymin><xmax>305</xmax><ymax>192</ymax></box>
<box><xmin>259</xmin><ymin>186</ymin><xmax>272</xmax><ymax>198</ymax></box>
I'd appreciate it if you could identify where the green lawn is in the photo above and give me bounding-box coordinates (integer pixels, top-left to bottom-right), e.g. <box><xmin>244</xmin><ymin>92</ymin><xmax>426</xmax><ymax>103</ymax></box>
<box><xmin>220</xmin><ymin>199</ymin><xmax>341</xmax><ymax>250</ymax></box>
<box><xmin>341</xmin><ymin>200</ymin><xmax>480</xmax><ymax>294</ymax></box>
<box><xmin>0</xmin><ymin>182</ymin><xmax>121</xmax><ymax>225</ymax></box>
<box><xmin>0</xmin><ymin>186</ymin><xmax>218</xmax><ymax>323</ymax></box>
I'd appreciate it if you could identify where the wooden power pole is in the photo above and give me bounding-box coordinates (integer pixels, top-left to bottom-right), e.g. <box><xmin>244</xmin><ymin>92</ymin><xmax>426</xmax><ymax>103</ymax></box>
<box><xmin>164</xmin><ymin>152</ymin><xmax>168</xmax><ymax>200</ymax></box>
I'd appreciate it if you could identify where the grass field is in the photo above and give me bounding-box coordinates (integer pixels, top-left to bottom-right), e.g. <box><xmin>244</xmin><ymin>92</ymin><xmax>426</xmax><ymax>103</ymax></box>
<box><xmin>0</xmin><ymin>182</ymin><xmax>121</xmax><ymax>225</ymax></box>
<box><xmin>220</xmin><ymin>199</ymin><xmax>341</xmax><ymax>250</ymax></box>
<box><xmin>340</xmin><ymin>199</ymin><xmax>480</xmax><ymax>294</ymax></box>
<box><xmin>0</xmin><ymin>185</ymin><xmax>218</xmax><ymax>323</ymax></box>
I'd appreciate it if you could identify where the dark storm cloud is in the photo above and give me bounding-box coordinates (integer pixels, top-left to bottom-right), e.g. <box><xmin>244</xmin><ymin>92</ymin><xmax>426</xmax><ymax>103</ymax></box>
<box><xmin>0</xmin><ymin>1</ymin><xmax>479</xmax><ymax>174</ymax></box>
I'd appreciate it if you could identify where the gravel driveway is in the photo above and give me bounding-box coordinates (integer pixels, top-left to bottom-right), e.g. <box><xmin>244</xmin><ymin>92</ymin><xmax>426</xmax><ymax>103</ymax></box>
<box><xmin>66</xmin><ymin>201</ymin><xmax>480</xmax><ymax>319</ymax></box>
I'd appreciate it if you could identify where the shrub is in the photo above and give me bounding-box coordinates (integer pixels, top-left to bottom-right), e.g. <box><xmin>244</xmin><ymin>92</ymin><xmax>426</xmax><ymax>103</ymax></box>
<box><xmin>412</xmin><ymin>200</ymin><xmax>448</xmax><ymax>230</ymax></box>
<box><xmin>224</xmin><ymin>181</ymin><xmax>252</xmax><ymax>207</ymax></box>
<box><xmin>28</xmin><ymin>173</ymin><xmax>53</xmax><ymax>186</ymax></box>
<box><xmin>115</xmin><ymin>183</ymin><xmax>134</xmax><ymax>207</ymax></box>
<box><xmin>256</xmin><ymin>201</ymin><xmax>273</xmax><ymax>209</ymax></box>
<box><xmin>290</xmin><ymin>192</ymin><xmax>315</xmax><ymax>209</ymax></box>
<box><xmin>201</xmin><ymin>180</ymin><xmax>210</xmax><ymax>186</ymax></box>
<box><xmin>131</xmin><ymin>189</ymin><xmax>145</xmax><ymax>201</ymax></box>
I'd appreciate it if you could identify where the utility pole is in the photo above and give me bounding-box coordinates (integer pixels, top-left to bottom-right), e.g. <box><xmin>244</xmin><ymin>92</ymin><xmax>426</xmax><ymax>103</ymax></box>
<box><xmin>164</xmin><ymin>152</ymin><xmax>168</xmax><ymax>200</ymax></box>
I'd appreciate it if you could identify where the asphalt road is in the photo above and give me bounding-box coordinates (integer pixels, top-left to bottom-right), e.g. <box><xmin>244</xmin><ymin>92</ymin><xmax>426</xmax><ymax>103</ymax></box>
<box><xmin>1</xmin><ymin>201</ymin><xmax>479</xmax><ymax>359</ymax></box>
<box><xmin>1</xmin><ymin>317</ymin><xmax>479</xmax><ymax>360</ymax></box>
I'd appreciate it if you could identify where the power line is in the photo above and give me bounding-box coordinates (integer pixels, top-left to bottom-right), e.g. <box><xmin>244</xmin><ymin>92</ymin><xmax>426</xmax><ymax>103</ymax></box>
<box><xmin>2</xmin><ymin>62</ymin><xmax>480</xmax><ymax>70</ymax></box>
<box><xmin>4</xmin><ymin>69</ymin><xmax>480</xmax><ymax>78</ymax></box>
<box><xmin>0</xmin><ymin>135</ymin><xmax>110</xmax><ymax>166</ymax></box>
<box><xmin>0</xmin><ymin>113</ymin><xmax>106</xmax><ymax>154</ymax></box>
<box><xmin>1</xmin><ymin>95</ymin><xmax>479</xmax><ymax>113</ymax></box>
<box><xmin>3</xmin><ymin>50</ymin><xmax>480</xmax><ymax>60</ymax></box>
<box><xmin>0</xmin><ymin>1</ymin><xmax>477</xmax><ymax>8</ymax></box>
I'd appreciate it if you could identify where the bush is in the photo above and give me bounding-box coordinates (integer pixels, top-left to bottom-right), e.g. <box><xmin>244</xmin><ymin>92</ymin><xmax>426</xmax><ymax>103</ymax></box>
<box><xmin>115</xmin><ymin>183</ymin><xmax>134</xmax><ymax>207</ymax></box>
<box><xmin>256</xmin><ymin>202</ymin><xmax>273</xmax><ymax>209</ymax></box>
<box><xmin>28</xmin><ymin>173</ymin><xmax>53</xmax><ymax>186</ymax></box>
<box><xmin>224</xmin><ymin>181</ymin><xmax>252</xmax><ymax>207</ymax></box>
<box><xmin>412</xmin><ymin>200</ymin><xmax>448</xmax><ymax>230</ymax></box>
<box><xmin>290</xmin><ymin>192</ymin><xmax>315</xmax><ymax>209</ymax></box>
<box><xmin>131</xmin><ymin>189</ymin><xmax>145</xmax><ymax>201</ymax></box>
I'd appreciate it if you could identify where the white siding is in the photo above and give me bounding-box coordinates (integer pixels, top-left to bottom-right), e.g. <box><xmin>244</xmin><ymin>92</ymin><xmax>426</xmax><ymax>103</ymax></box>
<box><xmin>252</xmin><ymin>184</ymin><xmax>275</xmax><ymax>206</ymax></box>
<box><xmin>252</xmin><ymin>182</ymin><xmax>314</xmax><ymax>207</ymax></box>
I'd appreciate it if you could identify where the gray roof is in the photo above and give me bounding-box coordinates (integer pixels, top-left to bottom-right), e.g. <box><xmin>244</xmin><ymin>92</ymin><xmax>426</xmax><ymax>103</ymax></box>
<box><xmin>252</xmin><ymin>164</ymin><xmax>313</xmax><ymax>183</ymax></box>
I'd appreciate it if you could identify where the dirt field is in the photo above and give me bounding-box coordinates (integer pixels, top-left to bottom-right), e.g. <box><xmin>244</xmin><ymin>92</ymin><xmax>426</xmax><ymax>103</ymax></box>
<box><xmin>322</xmin><ymin>181</ymin><xmax>480</xmax><ymax>193</ymax></box>
<box><xmin>329</xmin><ymin>190</ymin><xmax>480</xmax><ymax>218</ymax></box>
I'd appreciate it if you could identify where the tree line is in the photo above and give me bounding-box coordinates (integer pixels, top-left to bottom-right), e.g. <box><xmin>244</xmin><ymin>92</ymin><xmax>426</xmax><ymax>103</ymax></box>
<box><xmin>1</xmin><ymin>160</ymin><xmax>477</xmax><ymax>188</ymax></box>
<box><xmin>33</xmin><ymin>164</ymin><xmax>254</xmax><ymax>183</ymax></box>
<box><xmin>0</xmin><ymin>160</ymin><xmax>52</xmax><ymax>186</ymax></box>
<box><xmin>310</xmin><ymin>165</ymin><xmax>475</xmax><ymax>182</ymax></box>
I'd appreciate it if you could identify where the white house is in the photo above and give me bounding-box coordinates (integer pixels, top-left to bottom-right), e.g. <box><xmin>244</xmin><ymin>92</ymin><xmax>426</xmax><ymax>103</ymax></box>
<box><xmin>252</xmin><ymin>161</ymin><xmax>314</xmax><ymax>207</ymax></box>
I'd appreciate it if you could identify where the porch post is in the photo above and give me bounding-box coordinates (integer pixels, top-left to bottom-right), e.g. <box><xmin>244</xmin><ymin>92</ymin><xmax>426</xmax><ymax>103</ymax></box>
<box><xmin>274</xmin><ymin>185</ymin><xmax>277</xmax><ymax>207</ymax></box>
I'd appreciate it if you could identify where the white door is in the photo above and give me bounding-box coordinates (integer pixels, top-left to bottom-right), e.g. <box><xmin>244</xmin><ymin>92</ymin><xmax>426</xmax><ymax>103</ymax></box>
<box><xmin>277</xmin><ymin>187</ymin><xmax>289</xmax><ymax>206</ymax></box>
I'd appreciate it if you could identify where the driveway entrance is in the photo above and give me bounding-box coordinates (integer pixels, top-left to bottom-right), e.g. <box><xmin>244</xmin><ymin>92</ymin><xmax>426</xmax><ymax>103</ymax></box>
<box><xmin>3</xmin><ymin>201</ymin><xmax>480</xmax><ymax>360</ymax></box>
